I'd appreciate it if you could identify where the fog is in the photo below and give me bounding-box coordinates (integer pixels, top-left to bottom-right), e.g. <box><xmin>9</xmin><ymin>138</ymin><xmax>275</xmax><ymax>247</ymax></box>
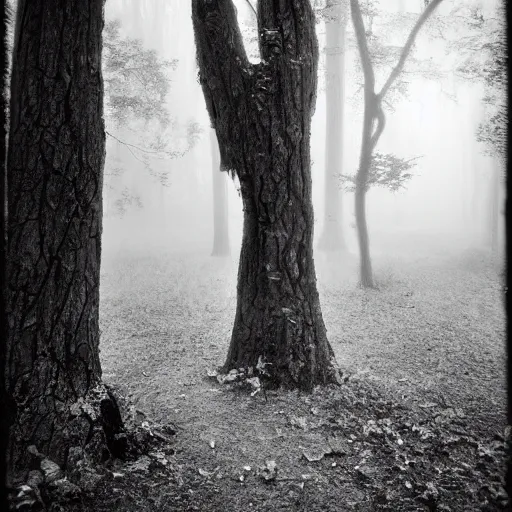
<box><xmin>101</xmin><ymin>0</ymin><xmax>505</xmax><ymax>266</ymax></box>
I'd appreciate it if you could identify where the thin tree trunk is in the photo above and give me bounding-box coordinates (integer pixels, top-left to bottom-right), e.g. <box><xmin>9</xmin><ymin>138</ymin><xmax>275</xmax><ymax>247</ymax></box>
<box><xmin>210</xmin><ymin>128</ymin><xmax>230</xmax><ymax>256</ymax></box>
<box><xmin>193</xmin><ymin>0</ymin><xmax>341</xmax><ymax>390</ymax></box>
<box><xmin>355</xmin><ymin>90</ymin><xmax>375</xmax><ymax>288</ymax></box>
<box><xmin>6</xmin><ymin>0</ymin><xmax>124</xmax><ymax>481</ymax></box>
<box><xmin>489</xmin><ymin>158</ymin><xmax>501</xmax><ymax>254</ymax></box>
<box><xmin>318</xmin><ymin>0</ymin><xmax>347</xmax><ymax>252</ymax></box>
<box><xmin>350</xmin><ymin>0</ymin><xmax>443</xmax><ymax>288</ymax></box>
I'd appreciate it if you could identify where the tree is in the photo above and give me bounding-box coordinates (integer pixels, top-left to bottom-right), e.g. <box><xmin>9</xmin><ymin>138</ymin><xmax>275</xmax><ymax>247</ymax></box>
<box><xmin>192</xmin><ymin>0</ymin><xmax>341</xmax><ymax>390</ymax></box>
<box><xmin>103</xmin><ymin>20</ymin><xmax>174</xmax><ymax>217</ymax></box>
<box><xmin>5</xmin><ymin>0</ymin><xmax>125</xmax><ymax>482</ymax></box>
<box><xmin>317</xmin><ymin>0</ymin><xmax>348</xmax><ymax>252</ymax></box>
<box><xmin>1</xmin><ymin>1</ymin><xmax>11</xmax><ymax>505</ymax></box>
<box><xmin>350</xmin><ymin>0</ymin><xmax>443</xmax><ymax>288</ymax></box>
<box><xmin>471</xmin><ymin>5</ymin><xmax>506</xmax><ymax>254</ymax></box>
<box><xmin>100</xmin><ymin>18</ymin><xmax>203</xmax><ymax>218</ymax></box>
<box><xmin>210</xmin><ymin>129</ymin><xmax>230</xmax><ymax>257</ymax></box>
<box><xmin>448</xmin><ymin>1</ymin><xmax>506</xmax><ymax>253</ymax></box>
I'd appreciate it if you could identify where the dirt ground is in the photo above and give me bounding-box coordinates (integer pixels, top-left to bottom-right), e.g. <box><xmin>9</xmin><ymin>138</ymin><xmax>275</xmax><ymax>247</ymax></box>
<box><xmin>88</xmin><ymin>241</ymin><xmax>507</xmax><ymax>511</ymax></box>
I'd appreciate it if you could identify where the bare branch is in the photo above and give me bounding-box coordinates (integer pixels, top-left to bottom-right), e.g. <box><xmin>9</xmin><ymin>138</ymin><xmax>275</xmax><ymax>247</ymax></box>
<box><xmin>350</xmin><ymin>0</ymin><xmax>375</xmax><ymax>91</ymax></box>
<box><xmin>106</xmin><ymin>130</ymin><xmax>163</xmax><ymax>155</ymax></box>
<box><xmin>378</xmin><ymin>0</ymin><xmax>444</xmax><ymax>101</ymax></box>
<box><xmin>106</xmin><ymin>130</ymin><xmax>190</xmax><ymax>162</ymax></box>
<box><xmin>244</xmin><ymin>0</ymin><xmax>257</xmax><ymax>17</ymax></box>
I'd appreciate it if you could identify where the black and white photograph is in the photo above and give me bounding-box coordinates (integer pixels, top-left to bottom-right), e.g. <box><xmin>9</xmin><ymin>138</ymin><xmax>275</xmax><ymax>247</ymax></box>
<box><xmin>0</xmin><ymin>0</ymin><xmax>508</xmax><ymax>510</ymax></box>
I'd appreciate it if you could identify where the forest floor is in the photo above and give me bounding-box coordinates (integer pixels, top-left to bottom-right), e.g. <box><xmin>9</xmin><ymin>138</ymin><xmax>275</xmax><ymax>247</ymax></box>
<box><xmin>80</xmin><ymin>239</ymin><xmax>507</xmax><ymax>511</ymax></box>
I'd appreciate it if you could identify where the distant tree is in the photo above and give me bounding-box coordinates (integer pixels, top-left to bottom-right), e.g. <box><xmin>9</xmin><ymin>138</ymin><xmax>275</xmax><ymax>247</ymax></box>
<box><xmin>193</xmin><ymin>0</ymin><xmax>341</xmax><ymax>390</ymax></box>
<box><xmin>350</xmin><ymin>0</ymin><xmax>443</xmax><ymax>288</ymax></box>
<box><xmin>474</xmin><ymin>9</ymin><xmax>506</xmax><ymax>253</ymax></box>
<box><xmin>347</xmin><ymin>0</ymin><xmax>445</xmax><ymax>110</ymax></box>
<box><xmin>5</xmin><ymin>0</ymin><xmax>125</xmax><ymax>482</ymax></box>
<box><xmin>210</xmin><ymin>128</ymin><xmax>230</xmax><ymax>256</ymax></box>
<box><xmin>449</xmin><ymin>3</ymin><xmax>506</xmax><ymax>160</ymax></box>
<box><xmin>449</xmin><ymin>1</ymin><xmax>506</xmax><ymax>252</ymax></box>
<box><xmin>317</xmin><ymin>0</ymin><xmax>349</xmax><ymax>252</ymax></box>
<box><xmin>102</xmin><ymin>20</ymin><xmax>202</xmax><ymax>217</ymax></box>
<box><xmin>314</xmin><ymin>0</ymin><xmax>439</xmax><ymax>255</ymax></box>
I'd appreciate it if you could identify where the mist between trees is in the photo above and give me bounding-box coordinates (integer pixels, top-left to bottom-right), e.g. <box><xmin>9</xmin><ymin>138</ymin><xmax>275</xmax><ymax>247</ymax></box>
<box><xmin>99</xmin><ymin>0</ymin><xmax>505</xmax><ymax>267</ymax></box>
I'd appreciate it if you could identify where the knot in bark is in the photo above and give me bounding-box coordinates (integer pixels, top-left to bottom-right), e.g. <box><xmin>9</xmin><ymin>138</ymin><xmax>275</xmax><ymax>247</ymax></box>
<box><xmin>260</xmin><ymin>28</ymin><xmax>283</xmax><ymax>60</ymax></box>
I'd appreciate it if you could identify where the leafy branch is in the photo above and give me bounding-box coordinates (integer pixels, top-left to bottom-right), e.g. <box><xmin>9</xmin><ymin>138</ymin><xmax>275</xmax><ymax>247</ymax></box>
<box><xmin>339</xmin><ymin>152</ymin><xmax>421</xmax><ymax>193</ymax></box>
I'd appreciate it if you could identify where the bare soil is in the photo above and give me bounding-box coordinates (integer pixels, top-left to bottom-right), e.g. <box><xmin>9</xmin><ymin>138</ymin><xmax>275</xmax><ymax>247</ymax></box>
<box><xmin>77</xmin><ymin>244</ymin><xmax>507</xmax><ymax>511</ymax></box>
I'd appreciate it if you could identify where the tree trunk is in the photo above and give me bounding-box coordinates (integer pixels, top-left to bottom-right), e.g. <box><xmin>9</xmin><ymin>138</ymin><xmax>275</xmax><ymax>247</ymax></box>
<box><xmin>354</xmin><ymin>89</ymin><xmax>376</xmax><ymax>289</ymax></box>
<box><xmin>1</xmin><ymin>2</ymin><xmax>12</xmax><ymax>506</ymax></box>
<box><xmin>350</xmin><ymin>0</ymin><xmax>442</xmax><ymax>288</ymax></box>
<box><xmin>489</xmin><ymin>158</ymin><xmax>501</xmax><ymax>255</ymax></box>
<box><xmin>210</xmin><ymin>128</ymin><xmax>230</xmax><ymax>257</ymax></box>
<box><xmin>318</xmin><ymin>0</ymin><xmax>347</xmax><ymax>252</ymax></box>
<box><xmin>6</xmin><ymin>0</ymin><xmax>124</xmax><ymax>482</ymax></box>
<box><xmin>193</xmin><ymin>0</ymin><xmax>341</xmax><ymax>390</ymax></box>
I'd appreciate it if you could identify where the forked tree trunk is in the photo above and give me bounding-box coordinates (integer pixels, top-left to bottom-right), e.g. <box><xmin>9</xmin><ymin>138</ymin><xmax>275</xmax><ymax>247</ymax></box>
<box><xmin>193</xmin><ymin>0</ymin><xmax>341</xmax><ymax>390</ymax></box>
<box><xmin>6</xmin><ymin>0</ymin><xmax>124</xmax><ymax>481</ymax></box>
<box><xmin>210</xmin><ymin>128</ymin><xmax>230</xmax><ymax>257</ymax></box>
<box><xmin>318</xmin><ymin>0</ymin><xmax>347</xmax><ymax>252</ymax></box>
<box><xmin>350</xmin><ymin>0</ymin><xmax>443</xmax><ymax>288</ymax></box>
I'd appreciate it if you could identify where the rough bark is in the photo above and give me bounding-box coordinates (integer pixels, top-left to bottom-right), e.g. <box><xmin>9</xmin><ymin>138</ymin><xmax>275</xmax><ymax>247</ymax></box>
<box><xmin>210</xmin><ymin>128</ymin><xmax>230</xmax><ymax>257</ymax></box>
<box><xmin>5</xmin><ymin>0</ymin><xmax>124</xmax><ymax>482</ymax></box>
<box><xmin>193</xmin><ymin>0</ymin><xmax>341</xmax><ymax>390</ymax></box>
<box><xmin>318</xmin><ymin>0</ymin><xmax>347</xmax><ymax>252</ymax></box>
<box><xmin>1</xmin><ymin>1</ymin><xmax>11</xmax><ymax>505</ymax></box>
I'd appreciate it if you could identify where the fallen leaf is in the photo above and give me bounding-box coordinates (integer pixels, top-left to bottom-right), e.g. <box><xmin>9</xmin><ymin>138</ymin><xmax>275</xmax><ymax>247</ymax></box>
<box><xmin>302</xmin><ymin>447</ymin><xmax>328</xmax><ymax>462</ymax></box>
<box><xmin>258</xmin><ymin>460</ymin><xmax>277</xmax><ymax>482</ymax></box>
<box><xmin>419</xmin><ymin>402</ymin><xmax>437</xmax><ymax>409</ymax></box>
<box><xmin>198</xmin><ymin>467</ymin><xmax>219</xmax><ymax>478</ymax></box>
<box><xmin>290</xmin><ymin>416</ymin><xmax>307</xmax><ymax>430</ymax></box>
<box><xmin>327</xmin><ymin>437</ymin><xmax>349</xmax><ymax>455</ymax></box>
